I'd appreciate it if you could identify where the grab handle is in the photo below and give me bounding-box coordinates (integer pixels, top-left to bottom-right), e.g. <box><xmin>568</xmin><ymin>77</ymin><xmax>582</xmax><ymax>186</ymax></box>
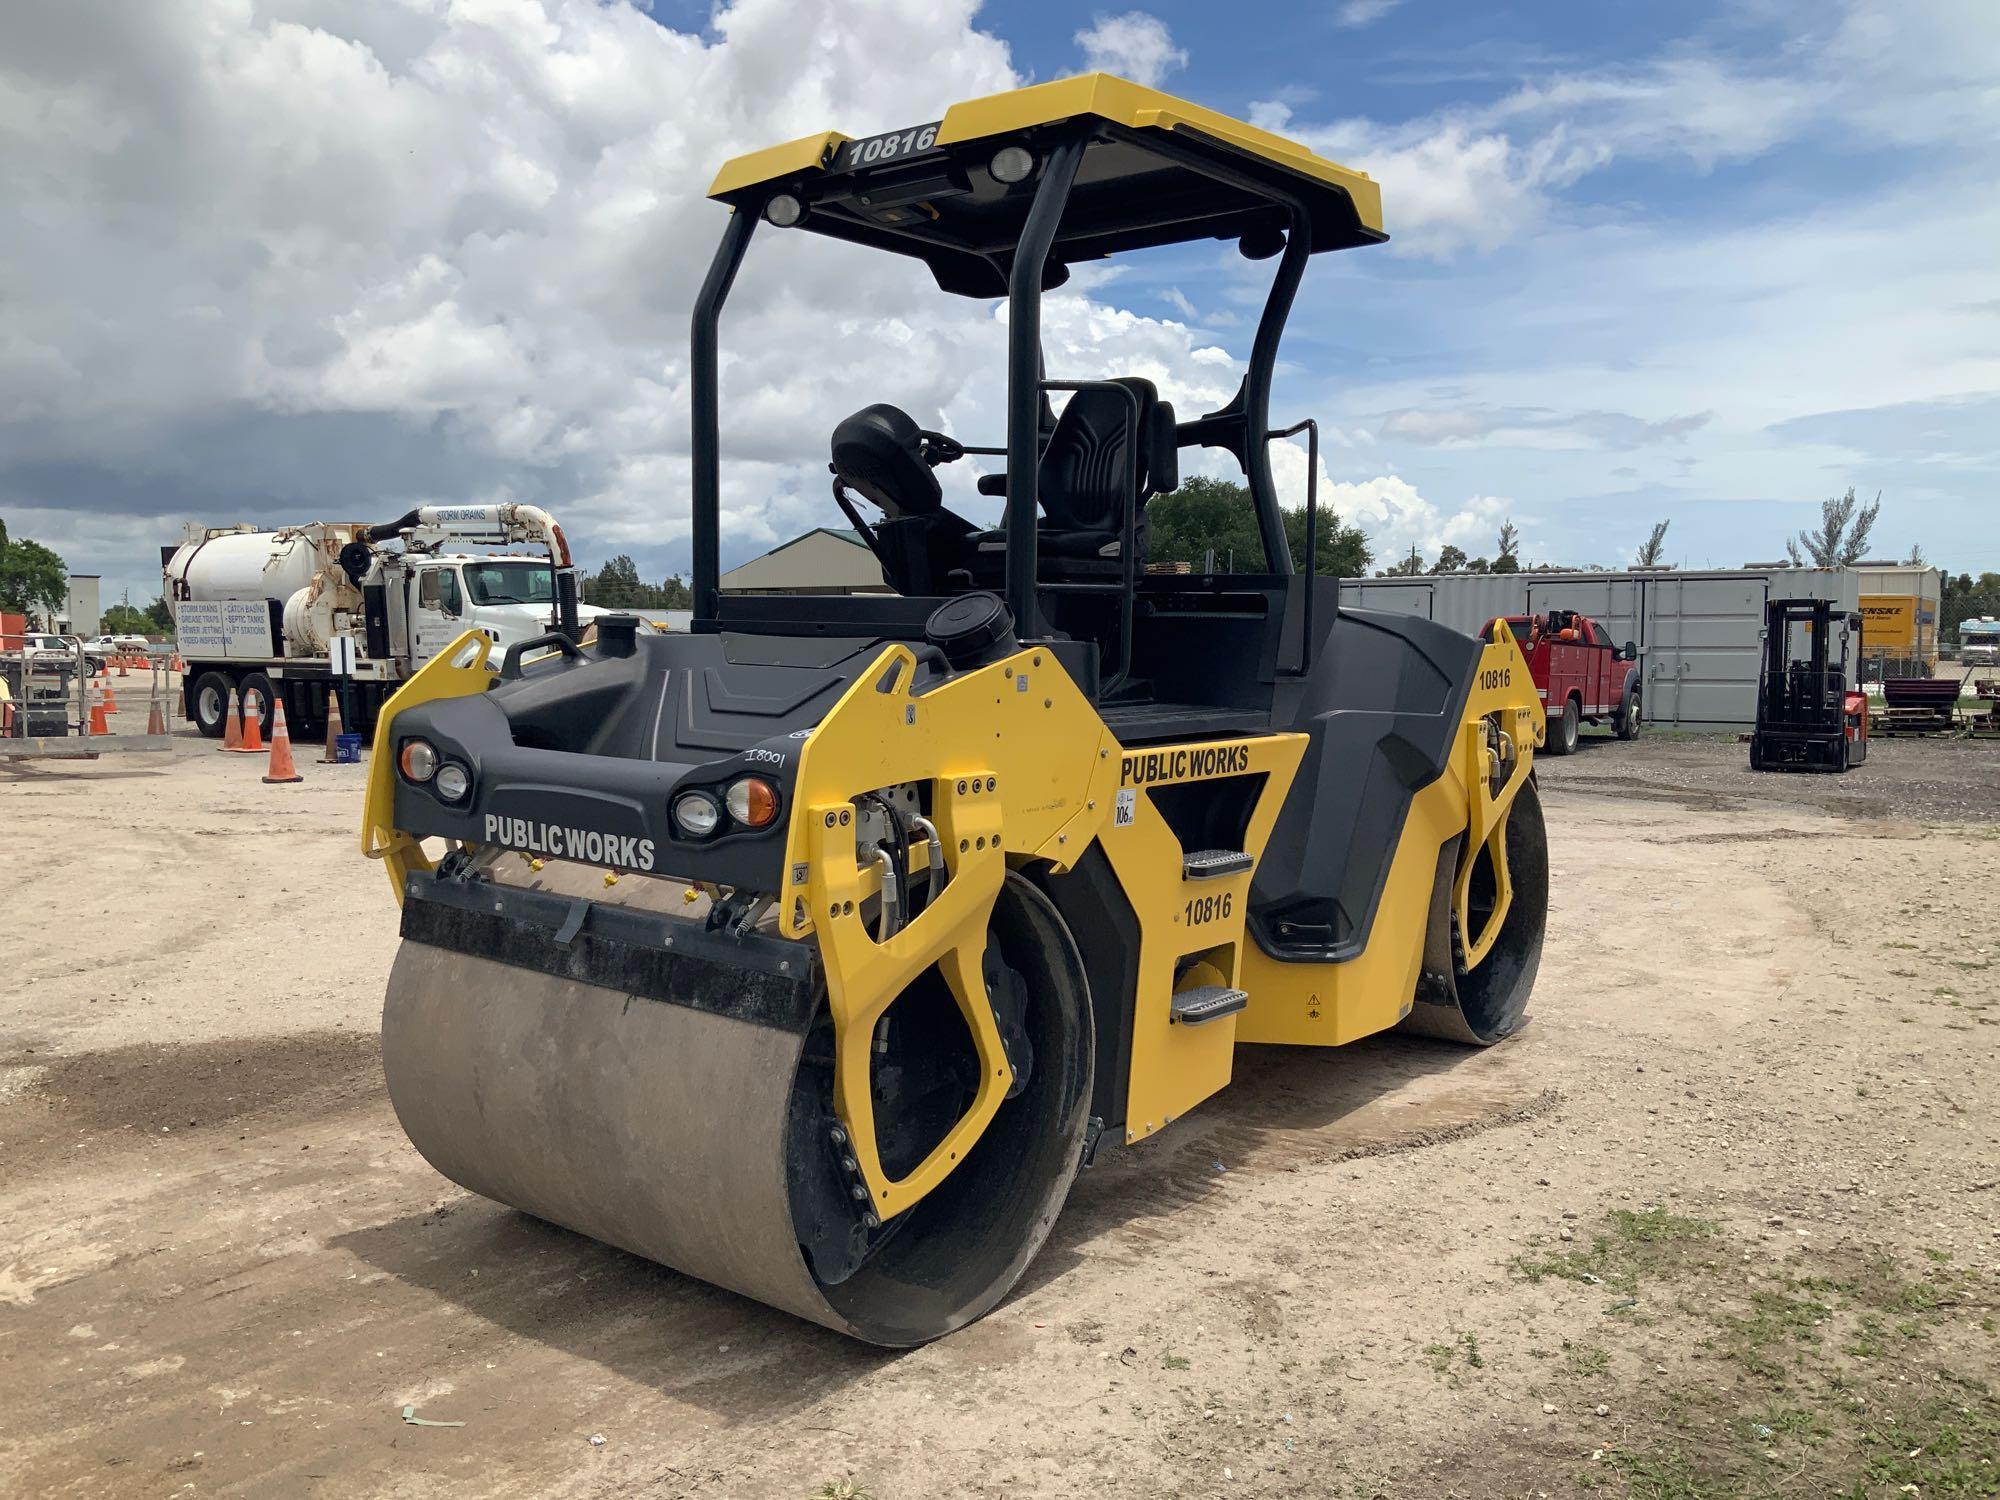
<box><xmin>499</xmin><ymin>631</ymin><xmax>586</xmax><ymax>681</ymax></box>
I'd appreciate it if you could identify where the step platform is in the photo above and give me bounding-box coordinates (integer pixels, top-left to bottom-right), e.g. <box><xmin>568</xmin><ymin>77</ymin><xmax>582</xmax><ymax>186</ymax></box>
<box><xmin>1169</xmin><ymin>985</ymin><xmax>1248</xmax><ymax>1026</ymax></box>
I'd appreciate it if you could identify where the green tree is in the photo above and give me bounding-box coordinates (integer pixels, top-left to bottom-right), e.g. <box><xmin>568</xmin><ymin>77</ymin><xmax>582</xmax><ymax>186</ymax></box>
<box><xmin>1491</xmin><ymin>520</ymin><xmax>1521</xmax><ymax>574</ymax></box>
<box><xmin>1383</xmin><ymin>544</ymin><xmax>1425</xmax><ymax>577</ymax></box>
<box><xmin>102</xmin><ymin>602</ymin><xmax>157</xmax><ymax>635</ymax></box>
<box><xmin>584</xmin><ymin>554</ymin><xmax>644</xmax><ymax>607</ymax></box>
<box><xmin>1149</xmin><ymin>476</ymin><xmax>1268</xmax><ymax>573</ymax></box>
<box><xmin>1785</xmin><ymin>486</ymin><xmax>1880</xmax><ymax>567</ymax></box>
<box><xmin>1149</xmin><ymin>476</ymin><xmax>1370</xmax><ymax>577</ymax></box>
<box><xmin>0</xmin><ymin>522</ymin><xmax>68</xmax><ymax>622</ymax></box>
<box><xmin>581</xmin><ymin>554</ymin><xmax>692</xmax><ymax>611</ymax></box>
<box><xmin>145</xmin><ymin>596</ymin><xmax>174</xmax><ymax>632</ymax></box>
<box><xmin>1280</xmin><ymin>503</ymin><xmax>1371</xmax><ymax>577</ymax></box>
<box><xmin>1429</xmin><ymin>544</ymin><xmax>1467</xmax><ymax>574</ymax></box>
<box><xmin>1635</xmin><ymin>519</ymin><xmax>1671</xmax><ymax>568</ymax></box>
<box><xmin>1942</xmin><ymin>570</ymin><xmax>2000</xmax><ymax>641</ymax></box>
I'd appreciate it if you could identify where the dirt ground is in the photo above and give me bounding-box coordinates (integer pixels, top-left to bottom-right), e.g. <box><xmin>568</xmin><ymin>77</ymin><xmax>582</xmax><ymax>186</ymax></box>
<box><xmin>3</xmin><ymin>715</ymin><xmax>1996</xmax><ymax>1499</ymax></box>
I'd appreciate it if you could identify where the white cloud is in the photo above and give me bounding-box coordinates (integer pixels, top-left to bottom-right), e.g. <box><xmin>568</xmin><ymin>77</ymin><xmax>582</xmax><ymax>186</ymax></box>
<box><xmin>1326</xmin><ymin>476</ymin><xmax>1508</xmax><ymax>565</ymax></box>
<box><xmin>7</xmin><ymin>0</ymin><xmax>1997</xmax><ymax>597</ymax></box>
<box><xmin>1243</xmin><ymin>437</ymin><xmax>1509</xmax><ymax>569</ymax></box>
<box><xmin>1073</xmin><ymin>12</ymin><xmax>1187</xmax><ymax>88</ymax></box>
<box><xmin>1335</xmin><ymin>0</ymin><xmax>1403</xmax><ymax>28</ymax></box>
<box><xmin>1378</xmin><ymin>405</ymin><xmax>1713</xmax><ymax>450</ymax></box>
<box><xmin>0</xmin><ymin>0</ymin><xmax>1033</xmax><ymax>594</ymax></box>
<box><xmin>0</xmin><ymin>0</ymin><xmax>1296</xmax><ymax>601</ymax></box>
<box><xmin>1482</xmin><ymin>55</ymin><xmax>1825</xmax><ymax>171</ymax></box>
<box><xmin>1255</xmin><ymin>0</ymin><xmax>2000</xmax><ymax>259</ymax></box>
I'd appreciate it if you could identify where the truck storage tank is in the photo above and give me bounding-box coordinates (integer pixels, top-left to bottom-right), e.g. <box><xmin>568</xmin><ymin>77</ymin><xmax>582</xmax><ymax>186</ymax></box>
<box><xmin>169</xmin><ymin>529</ymin><xmax>328</xmax><ymax>607</ymax></box>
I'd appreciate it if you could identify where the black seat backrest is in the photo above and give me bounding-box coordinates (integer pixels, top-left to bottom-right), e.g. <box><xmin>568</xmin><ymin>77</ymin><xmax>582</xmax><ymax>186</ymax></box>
<box><xmin>830</xmin><ymin>404</ymin><xmax>941</xmax><ymax>519</ymax></box>
<box><xmin>1038</xmin><ymin>378</ymin><xmax>1178</xmax><ymax>535</ymax></box>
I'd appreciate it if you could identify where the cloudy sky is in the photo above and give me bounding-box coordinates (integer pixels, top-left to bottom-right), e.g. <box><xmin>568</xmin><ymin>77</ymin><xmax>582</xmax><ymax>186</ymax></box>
<box><xmin>2</xmin><ymin>0</ymin><xmax>1995</xmax><ymax>608</ymax></box>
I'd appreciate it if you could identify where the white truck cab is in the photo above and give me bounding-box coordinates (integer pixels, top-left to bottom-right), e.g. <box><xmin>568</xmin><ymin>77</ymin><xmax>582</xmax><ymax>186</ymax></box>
<box><xmin>404</xmin><ymin>554</ymin><xmax>587</xmax><ymax>665</ymax></box>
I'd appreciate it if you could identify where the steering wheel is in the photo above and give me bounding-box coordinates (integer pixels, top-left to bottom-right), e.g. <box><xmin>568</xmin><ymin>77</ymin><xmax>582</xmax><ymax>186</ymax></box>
<box><xmin>918</xmin><ymin>430</ymin><xmax>965</xmax><ymax>467</ymax></box>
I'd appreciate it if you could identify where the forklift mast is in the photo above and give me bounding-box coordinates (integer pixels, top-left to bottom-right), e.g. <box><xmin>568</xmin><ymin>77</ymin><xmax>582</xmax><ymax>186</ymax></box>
<box><xmin>1751</xmin><ymin>598</ymin><xmax>1867</xmax><ymax>773</ymax></box>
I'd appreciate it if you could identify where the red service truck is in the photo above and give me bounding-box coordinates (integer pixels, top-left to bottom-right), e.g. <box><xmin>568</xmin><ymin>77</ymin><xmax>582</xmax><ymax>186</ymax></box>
<box><xmin>1486</xmin><ymin>610</ymin><xmax>1642</xmax><ymax>754</ymax></box>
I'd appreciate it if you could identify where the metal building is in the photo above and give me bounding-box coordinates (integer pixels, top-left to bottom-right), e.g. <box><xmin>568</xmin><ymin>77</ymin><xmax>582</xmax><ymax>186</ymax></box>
<box><xmin>1338</xmin><ymin>567</ymin><xmax>1863</xmax><ymax>731</ymax></box>
<box><xmin>57</xmin><ymin>574</ymin><xmax>101</xmax><ymax>636</ymax></box>
<box><xmin>719</xmin><ymin>528</ymin><xmax>890</xmax><ymax>596</ymax></box>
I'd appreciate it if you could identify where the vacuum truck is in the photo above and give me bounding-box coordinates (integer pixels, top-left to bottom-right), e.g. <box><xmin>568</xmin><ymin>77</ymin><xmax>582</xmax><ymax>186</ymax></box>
<box><xmin>165</xmin><ymin>504</ymin><xmax>586</xmax><ymax>739</ymax></box>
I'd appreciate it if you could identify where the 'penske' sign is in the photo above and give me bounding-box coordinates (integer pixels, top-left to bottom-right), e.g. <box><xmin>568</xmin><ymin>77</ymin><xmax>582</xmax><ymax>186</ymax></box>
<box><xmin>481</xmin><ymin>813</ymin><xmax>656</xmax><ymax>871</ymax></box>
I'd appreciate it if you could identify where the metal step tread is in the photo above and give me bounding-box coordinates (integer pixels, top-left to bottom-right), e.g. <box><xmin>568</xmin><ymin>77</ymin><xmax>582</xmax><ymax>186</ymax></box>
<box><xmin>1182</xmin><ymin>848</ymin><xmax>1253</xmax><ymax>880</ymax></box>
<box><xmin>1169</xmin><ymin>985</ymin><xmax>1248</xmax><ymax>1025</ymax></box>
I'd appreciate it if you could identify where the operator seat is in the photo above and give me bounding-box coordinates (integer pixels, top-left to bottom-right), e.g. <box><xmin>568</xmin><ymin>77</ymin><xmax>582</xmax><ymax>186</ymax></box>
<box><xmin>974</xmin><ymin>376</ymin><xmax>1179</xmax><ymax>574</ymax></box>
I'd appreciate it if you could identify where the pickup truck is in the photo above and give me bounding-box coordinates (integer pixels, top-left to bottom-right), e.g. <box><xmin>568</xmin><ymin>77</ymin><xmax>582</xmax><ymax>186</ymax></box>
<box><xmin>1487</xmin><ymin>610</ymin><xmax>1642</xmax><ymax>754</ymax></box>
<box><xmin>17</xmin><ymin>633</ymin><xmax>108</xmax><ymax>675</ymax></box>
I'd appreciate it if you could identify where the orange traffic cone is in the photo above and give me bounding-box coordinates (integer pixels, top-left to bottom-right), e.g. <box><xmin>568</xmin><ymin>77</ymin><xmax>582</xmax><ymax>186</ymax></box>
<box><xmin>262</xmin><ymin>698</ymin><xmax>304</xmax><ymax>784</ymax></box>
<box><xmin>100</xmin><ymin>671</ymin><xmax>119</xmax><ymax>715</ymax></box>
<box><xmin>320</xmin><ymin>689</ymin><xmax>346</xmax><ymax>763</ymax></box>
<box><xmin>87</xmin><ymin>686</ymin><xmax>110</xmax><ymax>736</ymax></box>
<box><xmin>219</xmin><ymin>686</ymin><xmax>244</xmax><ymax>751</ymax></box>
<box><xmin>233</xmin><ymin>691</ymin><xmax>266</xmax><ymax>754</ymax></box>
<box><xmin>146</xmin><ymin>684</ymin><xmax>169</xmax><ymax>737</ymax></box>
<box><xmin>117</xmin><ymin>656</ymin><xmax>129</xmax><ymax>677</ymax></box>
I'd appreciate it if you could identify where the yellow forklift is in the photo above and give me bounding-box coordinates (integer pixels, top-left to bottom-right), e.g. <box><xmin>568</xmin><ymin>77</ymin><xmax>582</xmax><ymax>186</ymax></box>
<box><xmin>364</xmin><ymin>74</ymin><xmax>1550</xmax><ymax>1346</ymax></box>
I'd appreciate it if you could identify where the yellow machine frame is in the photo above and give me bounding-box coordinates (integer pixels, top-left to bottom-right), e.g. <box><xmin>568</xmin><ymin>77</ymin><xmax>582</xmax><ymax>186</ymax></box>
<box><xmin>367</xmin><ymin>625</ymin><xmax>1541</xmax><ymax>1222</ymax></box>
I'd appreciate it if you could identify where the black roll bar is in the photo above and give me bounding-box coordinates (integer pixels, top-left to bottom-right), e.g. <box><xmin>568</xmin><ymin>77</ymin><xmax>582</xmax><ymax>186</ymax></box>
<box><xmin>1004</xmin><ymin>133</ymin><xmax>1088</xmax><ymax>633</ymax></box>
<box><xmin>1244</xmin><ymin>208</ymin><xmax>1314</xmax><ymax>577</ymax></box>
<box><xmin>687</xmin><ymin>122</ymin><xmax>1334</xmax><ymax>629</ymax></box>
<box><xmin>1131</xmin><ymin>128</ymin><xmax>1317</xmax><ymax>576</ymax></box>
<box><xmin>690</xmin><ymin>205</ymin><xmax>759</xmax><ymax>627</ymax></box>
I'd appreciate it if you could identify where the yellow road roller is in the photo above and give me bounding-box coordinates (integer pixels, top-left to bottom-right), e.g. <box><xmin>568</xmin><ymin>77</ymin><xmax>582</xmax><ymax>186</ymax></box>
<box><xmin>363</xmin><ymin>74</ymin><xmax>1549</xmax><ymax>1347</ymax></box>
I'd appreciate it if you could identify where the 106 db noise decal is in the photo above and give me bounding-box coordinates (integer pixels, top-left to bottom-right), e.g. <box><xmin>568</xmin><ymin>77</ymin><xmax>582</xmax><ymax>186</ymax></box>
<box><xmin>1120</xmin><ymin>744</ymin><xmax>1252</xmax><ymax>788</ymax></box>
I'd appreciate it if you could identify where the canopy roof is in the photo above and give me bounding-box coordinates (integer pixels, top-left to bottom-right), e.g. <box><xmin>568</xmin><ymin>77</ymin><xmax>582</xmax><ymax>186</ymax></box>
<box><xmin>707</xmin><ymin>74</ymin><xmax>1385</xmax><ymax>298</ymax></box>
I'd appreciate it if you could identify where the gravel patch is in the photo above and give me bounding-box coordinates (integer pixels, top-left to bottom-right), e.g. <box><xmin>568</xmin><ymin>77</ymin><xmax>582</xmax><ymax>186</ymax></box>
<box><xmin>1535</xmin><ymin>730</ymin><xmax>2000</xmax><ymax>826</ymax></box>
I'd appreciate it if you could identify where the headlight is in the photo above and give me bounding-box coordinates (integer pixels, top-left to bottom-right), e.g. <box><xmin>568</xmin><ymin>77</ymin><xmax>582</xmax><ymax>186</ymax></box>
<box><xmin>765</xmin><ymin>192</ymin><xmax>804</xmax><ymax>227</ymax></box>
<box><xmin>434</xmin><ymin>762</ymin><xmax>471</xmax><ymax>803</ymax></box>
<box><xmin>399</xmin><ymin>738</ymin><xmax>437</xmax><ymax>782</ymax></box>
<box><xmin>989</xmin><ymin>146</ymin><xmax>1036</xmax><ymax>184</ymax></box>
<box><xmin>726</xmin><ymin>776</ymin><xmax>779</xmax><ymax>829</ymax></box>
<box><xmin>672</xmin><ymin>790</ymin><xmax>723</xmax><ymax>838</ymax></box>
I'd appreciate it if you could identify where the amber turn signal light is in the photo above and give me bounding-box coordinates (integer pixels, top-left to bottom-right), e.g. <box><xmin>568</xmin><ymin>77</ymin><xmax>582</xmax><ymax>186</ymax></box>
<box><xmin>726</xmin><ymin>776</ymin><xmax>779</xmax><ymax>828</ymax></box>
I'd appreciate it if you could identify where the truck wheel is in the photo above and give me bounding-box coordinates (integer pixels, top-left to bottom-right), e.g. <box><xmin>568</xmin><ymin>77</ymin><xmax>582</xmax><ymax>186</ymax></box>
<box><xmin>188</xmin><ymin>670</ymin><xmax>235</xmax><ymax>738</ymax></box>
<box><xmin>1547</xmin><ymin>697</ymin><xmax>1580</xmax><ymax>756</ymax></box>
<box><xmin>1615</xmin><ymin>689</ymin><xmax>1643</xmax><ymax>741</ymax></box>
<box><xmin>240</xmin><ymin>671</ymin><xmax>277</xmax><ymax>736</ymax></box>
